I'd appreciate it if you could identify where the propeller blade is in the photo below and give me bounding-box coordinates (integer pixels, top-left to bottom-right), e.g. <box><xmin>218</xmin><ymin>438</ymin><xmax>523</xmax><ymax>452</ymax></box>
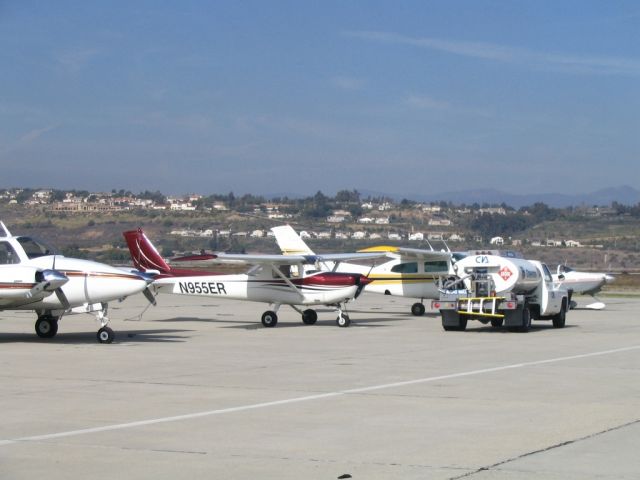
<box><xmin>27</xmin><ymin>269</ymin><xmax>69</xmax><ymax>299</ymax></box>
<box><xmin>143</xmin><ymin>287</ymin><xmax>157</xmax><ymax>306</ymax></box>
<box><xmin>55</xmin><ymin>288</ymin><xmax>71</xmax><ymax>310</ymax></box>
<box><xmin>354</xmin><ymin>275</ymin><xmax>371</xmax><ymax>299</ymax></box>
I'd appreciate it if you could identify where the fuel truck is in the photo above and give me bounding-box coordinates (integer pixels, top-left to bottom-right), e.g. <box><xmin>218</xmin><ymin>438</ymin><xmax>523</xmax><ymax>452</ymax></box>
<box><xmin>432</xmin><ymin>252</ymin><xmax>569</xmax><ymax>332</ymax></box>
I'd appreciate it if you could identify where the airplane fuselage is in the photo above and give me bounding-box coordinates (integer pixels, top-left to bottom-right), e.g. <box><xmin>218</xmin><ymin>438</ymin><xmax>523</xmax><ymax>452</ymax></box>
<box><xmin>306</xmin><ymin>257</ymin><xmax>446</xmax><ymax>300</ymax></box>
<box><xmin>18</xmin><ymin>256</ymin><xmax>149</xmax><ymax>313</ymax></box>
<box><xmin>153</xmin><ymin>270</ymin><xmax>362</xmax><ymax>306</ymax></box>
<box><xmin>552</xmin><ymin>271</ymin><xmax>614</xmax><ymax>295</ymax></box>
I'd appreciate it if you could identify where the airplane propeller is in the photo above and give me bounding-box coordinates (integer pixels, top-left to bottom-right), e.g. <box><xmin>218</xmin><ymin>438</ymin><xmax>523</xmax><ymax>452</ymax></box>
<box><xmin>136</xmin><ymin>271</ymin><xmax>157</xmax><ymax>306</ymax></box>
<box><xmin>142</xmin><ymin>286</ymin><xmax>157</xmax><ymax>306</ymax></box>
<box><xmin>29</xmin><ymin>269</ymin><xmax>70</xmax><ymax>306</ymax></box>
<box><xmin>354</xmin><ymin>275</ymin><xmax>371</xmax><ymax>299</ymax></box>
<box><xmin>49</xmin><ymin>255</ymin><xmax>71</xmax><ymax>309</ymax></box>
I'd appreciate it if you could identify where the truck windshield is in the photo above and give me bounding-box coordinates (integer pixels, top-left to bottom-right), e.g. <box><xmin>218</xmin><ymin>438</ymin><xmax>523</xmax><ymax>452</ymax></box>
<box><xmin>16</xmin><ymin>236</ymin><xmax>58</xmax><ymax>259</ymax></box>
<box><xmin>541</xmin><ymin>264</ymin><xmax>553</xmax><ymax>282</ymax></box>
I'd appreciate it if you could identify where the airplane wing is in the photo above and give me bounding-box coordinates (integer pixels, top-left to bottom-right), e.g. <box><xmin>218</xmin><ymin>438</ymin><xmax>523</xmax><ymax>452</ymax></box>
<box><xmin>170</xmin><ymin>252</ymin><xmax>385</xmax><ymax>267</ymax></box>
<box><xmin>357</xmin><ymin>245</ymin><xmax>452</xmax><ymax>261</ymax></box>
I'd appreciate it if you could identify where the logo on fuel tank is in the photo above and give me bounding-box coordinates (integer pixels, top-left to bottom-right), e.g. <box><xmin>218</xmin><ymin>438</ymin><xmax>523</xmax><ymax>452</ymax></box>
<box><xmin>499</xmin><ymin>266</ymin><xmax>513</xmax><ymax>281</ymax></box>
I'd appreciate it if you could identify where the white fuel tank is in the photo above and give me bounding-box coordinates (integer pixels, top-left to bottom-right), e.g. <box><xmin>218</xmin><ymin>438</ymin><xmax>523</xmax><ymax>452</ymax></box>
<box><xmin>455</xmin><ymin>254</ymin><xmax>542</xmax><ymax>295</ymax></box>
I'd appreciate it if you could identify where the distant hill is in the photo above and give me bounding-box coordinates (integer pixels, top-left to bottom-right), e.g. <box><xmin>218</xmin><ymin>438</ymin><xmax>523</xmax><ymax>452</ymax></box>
<box><xmin>355</xmin><ymin>185</ymin><xmax>640</xmax><ymax>209</ymax></box>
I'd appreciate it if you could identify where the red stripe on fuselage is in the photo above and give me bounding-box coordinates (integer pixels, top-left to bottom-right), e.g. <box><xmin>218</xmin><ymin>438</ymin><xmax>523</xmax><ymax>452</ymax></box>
<box><xmin>0</xmin><ymin>283</ymin><xmax>36</xmax><ymax>289</ymax></box>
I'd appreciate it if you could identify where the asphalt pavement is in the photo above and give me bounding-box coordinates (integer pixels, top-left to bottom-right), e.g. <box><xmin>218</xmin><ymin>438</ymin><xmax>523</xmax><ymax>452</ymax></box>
<box><xmin>1</xmin><ymin>292</ymin><xmax>638</xmax><ymax>479</ymax></box>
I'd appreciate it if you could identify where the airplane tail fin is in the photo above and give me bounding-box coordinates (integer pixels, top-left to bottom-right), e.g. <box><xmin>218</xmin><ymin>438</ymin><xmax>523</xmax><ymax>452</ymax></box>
<box><xmin>271</xmin><ymin>225</ymin><xmax>315</xmax><ymax>256</ymax></box>
<box><xmin>123</xmin><ymin>228</ymin><xmax>171</xmax><ymax>273</ymax></box>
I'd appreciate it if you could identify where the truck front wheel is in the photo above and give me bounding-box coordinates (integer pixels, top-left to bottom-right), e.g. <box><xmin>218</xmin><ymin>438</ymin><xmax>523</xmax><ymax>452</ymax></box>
<box><xmin>552</xmin><ymin>300</ymin><xmax>567</xmax><ymax>328</ymax></box>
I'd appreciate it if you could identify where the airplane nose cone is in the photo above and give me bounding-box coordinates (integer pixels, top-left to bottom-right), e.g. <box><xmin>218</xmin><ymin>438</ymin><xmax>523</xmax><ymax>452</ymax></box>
<box><xmin>135</xmin><ymin>271</ymin><xmax>156</xmax><ymax>285</ymax></box>
<box><xmin>357</xmin><ymin>275</ymin><xmax>372</xmax><ymax>287</ymax></box>
<box><xmin>38</xmin><ymin>269</ymin><xmax>69</xmax><ymax>291</ymax></box>
<box><xmin>604</xmin><ymin>274</ymin><xmax>615</xmax><ymax>284</ymax></box>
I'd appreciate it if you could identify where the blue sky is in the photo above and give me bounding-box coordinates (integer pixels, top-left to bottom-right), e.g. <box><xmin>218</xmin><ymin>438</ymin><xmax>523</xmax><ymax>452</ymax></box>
<box><xmin>1</xmin><ymin>1</ymin><xmax>639</xmax><ymax>197</ymax></box>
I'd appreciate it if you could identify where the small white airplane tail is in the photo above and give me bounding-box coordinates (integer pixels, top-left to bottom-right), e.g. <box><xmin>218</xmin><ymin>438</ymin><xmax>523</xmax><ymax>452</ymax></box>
<box><xmin>271</xmin><ymin>225</ymin><xmax>315</xmax><ymax>256</ymax></box>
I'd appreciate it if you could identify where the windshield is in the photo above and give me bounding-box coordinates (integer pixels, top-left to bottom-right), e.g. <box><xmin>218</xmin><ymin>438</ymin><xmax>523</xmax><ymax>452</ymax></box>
<box><xmin>0</xmin><ymin>241</ymin><xmax>20</xmax><ymax>264</ymax></box>
<box><xmin>17</xmin><ymin>236</ymin><xmax>58</xmax><ymax>259</ymax></box>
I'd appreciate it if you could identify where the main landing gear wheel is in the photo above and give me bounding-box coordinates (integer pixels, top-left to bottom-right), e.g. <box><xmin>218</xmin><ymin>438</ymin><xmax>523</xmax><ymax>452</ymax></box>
<box><xmin>411</xmin><ymin>302</ymin><xmax>426</xmax><ymax>316</ymax></box>
<box><xmin>301</xmin><ymin>309</ymin><xmax>318</xmax><ymax>325</ymax></box>
<box><xmin>35</xmin><ymin>317</ymin><xmax>58</xmax><ymax>339</ymax></box>
<box><xmin>97</xmin><ymin>326</ymin><xmax>115</xmax><ymax>344</ymax></box>
<box><xmin>261</xmin><ymin>311</ymin><xmax>278</xmax><ymax>328</ymax></box>
<box><xmin>336</xmin><ymin>313</ymin><xmax>351</xmax><ymax>328</ymax></box>
<box><xmin>491</xmin><ymin>318</ymin><xmax>504</xmax><ymax>328</ymax></box>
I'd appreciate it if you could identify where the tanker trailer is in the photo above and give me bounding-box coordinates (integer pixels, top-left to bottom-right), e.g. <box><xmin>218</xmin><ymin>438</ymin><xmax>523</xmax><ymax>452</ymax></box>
<box><xmin>432</xmin><ymin>253</ymin><xmax>569</xmax><ymax>332</ymax></box>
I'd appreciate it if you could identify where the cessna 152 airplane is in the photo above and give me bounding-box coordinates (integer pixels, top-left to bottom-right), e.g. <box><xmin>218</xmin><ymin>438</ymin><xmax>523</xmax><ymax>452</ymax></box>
<box><xmin>553</xmin><ymin>264</ymin><xmax>615</xmax><ymax>310</ymax></box>
<box><xmin>271</xmin><ymin>225</ymin><xmax>460</xmax><ymax>316</ymax></box>
<box><xmin>0</xmin><ymin>222</ymin><xmax>152</xmax><ymax>343</ymax></box>
<box><xmin>123</xmin><ymin>228</ymin><xmax>383</xmax><ymax>327</ymax></box>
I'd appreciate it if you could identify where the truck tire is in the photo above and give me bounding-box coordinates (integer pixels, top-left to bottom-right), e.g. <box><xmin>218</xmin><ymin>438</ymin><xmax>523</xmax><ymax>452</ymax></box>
<box><xmin>442</xmin><ymin>312</ymin><xmax>467</xmax><ymax>332</ymax></box>
<box><xmin>491</xmin><ymin>318</ymin><xmax>504</xmax><ymax>328</ymax></box>
<box><xmin>552</xmin><ymin>300</ymin><xmax>567</xmax><ymax>328</ymax></box>
<box><xmin>520</xmin><ymin>306</ymin><xmax>531</xmax><ymax>333</ymax></box>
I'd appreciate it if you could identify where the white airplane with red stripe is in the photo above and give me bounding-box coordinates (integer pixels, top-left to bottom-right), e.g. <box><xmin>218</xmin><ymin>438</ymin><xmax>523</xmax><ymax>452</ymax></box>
<box><xmin>123</xmin><ymin>228</ymin><xmax>382</xmax><ymax>327</ymax></box>
<box><xmin>553</xmin><ymin>264</ymin><xmax>615</xmax><ymax>310</ymax></box>
<box><xmin>0</xmin><ymin>222</ymin><xmax>153</xmax><ymax>342</ymax></box>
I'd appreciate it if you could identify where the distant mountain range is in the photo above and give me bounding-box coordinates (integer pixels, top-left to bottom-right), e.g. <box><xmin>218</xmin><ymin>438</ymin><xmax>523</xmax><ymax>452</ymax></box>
<box><xmin>354</xmin><ymin>185</ymin><xmax>640</xmax><ymax>209</ymax></box>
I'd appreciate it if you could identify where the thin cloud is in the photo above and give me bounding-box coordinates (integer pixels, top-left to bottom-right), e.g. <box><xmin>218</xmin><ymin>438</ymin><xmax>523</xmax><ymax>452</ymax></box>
<box><xmin>18</xmin><ymin>125</ymin><xmax>58</xmax><ymax>145</ymax></box>
<box><xmin>0</xmin><ymin>125</ymin><xmax>58</xmax><ymax>156</ymax></box>
<box><xmin>330</xmin><ymin>76</ymin><xmax>365</xmax><ymax>90</ymax></box>
<box><xmin>55</xmin><ymin>48</ymin><xmax>100</xmax><ymax>73</ymax></box>
<box><xmin>405</xmin><ymin>94</ymin><xmax>492</xmax><ymax>118</ymax></box>
<box><xmin>405</xmin><ymin>95</ymin><xmax>451</xmax><ymax>110</ymax></box>
<box><xmin>347</xmin><ymin>30</ymin><xmax>640</xmax><ymax>76</ymax></box>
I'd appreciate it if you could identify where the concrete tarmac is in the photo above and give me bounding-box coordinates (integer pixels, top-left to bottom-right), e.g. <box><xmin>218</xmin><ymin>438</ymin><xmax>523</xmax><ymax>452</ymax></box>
<box><xmin>1</xmin><ymin>293</ymin><xmax>639</xmax><ymax>479</ymax></box>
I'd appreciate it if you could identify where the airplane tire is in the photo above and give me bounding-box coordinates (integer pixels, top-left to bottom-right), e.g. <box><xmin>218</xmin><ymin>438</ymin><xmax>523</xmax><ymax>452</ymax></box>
<box><xmin>301</xmin><ymin>309</ymin><xmax>318</xmax><ymax>325</ymax></box>
<box><xmin>97</xmin><ymin>326</ymin><xmax>115</xmax><ymax>344</ymax></box>
<box><xmin>411</xmin><ymin>302</ymin><xmax>425</xmax><ymax>316</ymax></box>
<box><xmin>261</xmin><ymin>311</ymin><xmax>278</xmax><ymax>328</ymax></box>
<box><xmin>35</xmin><ymin>316</ymin><xmax>58</xmax><ymax>339</ymax></box>
<box><xmin>491</xmin><ymin>318</ymin><xmax>504</xmax><ymax>328</ymax></box>
<box><xmin>336</xmin><ymin>314</ymin><xmax>351</xmax><ymax>328</ymax></box>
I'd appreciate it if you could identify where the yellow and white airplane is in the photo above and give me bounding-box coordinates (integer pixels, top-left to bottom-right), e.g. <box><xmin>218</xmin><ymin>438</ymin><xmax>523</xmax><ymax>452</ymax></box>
<box><xmin>271</xmin><ymin>225</ymin><xmax>461</xmax><ymax>315</ymax></box>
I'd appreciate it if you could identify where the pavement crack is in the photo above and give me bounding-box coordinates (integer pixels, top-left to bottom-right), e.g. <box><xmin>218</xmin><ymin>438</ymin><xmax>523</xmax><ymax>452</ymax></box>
<box><xmin>447</xmin><ymin>418</ymin><xmax>640</xmax><ymax>479</ymax></box>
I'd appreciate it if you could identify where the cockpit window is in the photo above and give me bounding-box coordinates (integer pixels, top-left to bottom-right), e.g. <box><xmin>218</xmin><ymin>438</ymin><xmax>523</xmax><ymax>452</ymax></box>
<box><xmin>424</xmin><ymin>260</ymin><xmax>449</xmax><ymax>273</ymax></box>
<box><xmin>452</xmin><ymin>252</ymin><xmax>467</xmax><ymax>262</ymax></box>
<box><xmin>16</xmin><ymin>237</ymin><xmax>57</xmax><ymax>259</ymax></box>
<box><xmin>391</xmin><ymin>262</ymin><xmax>418</xmax><ymax>274</ymax></box>
<box><xmin>0</xmin><ymin>241</ymin><xmax>20</xmax><ymax>264</ymax></box>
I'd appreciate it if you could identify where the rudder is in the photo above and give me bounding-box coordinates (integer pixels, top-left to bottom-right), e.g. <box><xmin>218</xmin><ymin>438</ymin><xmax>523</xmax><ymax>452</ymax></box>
<box><xmin>271</xmin><ymin>225</ymin><xmax>315</xmax><ymax>256</ymax></box>
<box><xmin>123</xmin><ymin>228</ymin><xmax>171</xmax><ymax>273</ymax></box>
